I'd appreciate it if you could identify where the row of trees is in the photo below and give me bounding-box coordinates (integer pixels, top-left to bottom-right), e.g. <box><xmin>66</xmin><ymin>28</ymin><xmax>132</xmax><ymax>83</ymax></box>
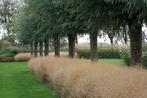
<box><xmin>14</xmin><ymin>0</ymin><xmax>147</xmax><ymax>67</ymax></box>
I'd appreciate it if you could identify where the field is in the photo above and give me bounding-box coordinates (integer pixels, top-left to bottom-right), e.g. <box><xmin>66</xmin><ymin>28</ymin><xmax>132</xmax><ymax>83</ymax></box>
<box><xmin>0</xmin><ymin>62</ymin><xmax>57</xmax><ymax>98</ymax></box>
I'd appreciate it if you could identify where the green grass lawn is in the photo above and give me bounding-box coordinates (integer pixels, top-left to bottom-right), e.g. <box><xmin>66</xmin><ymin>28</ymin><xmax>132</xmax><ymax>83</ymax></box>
<box><xmin>99</xmin><ymin>59</ymin><xmax>125</xmax><ymax>65</ymax></box>
<box><xmin>0</xmin><ymin>62</ymin><xmax>57</xmax><ymax>98</ymax></box>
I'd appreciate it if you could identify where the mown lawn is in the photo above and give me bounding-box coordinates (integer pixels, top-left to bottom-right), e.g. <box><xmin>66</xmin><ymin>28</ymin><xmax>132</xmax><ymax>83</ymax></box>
<box><xmin>99</xmin><ymin>59</ymin><xmax>125</xmax><ymax>65</ymax></box>
<box><xmin>0</xmin><ymin>62</ymin><xmax>57</xmax><ymax>98</ymax></box>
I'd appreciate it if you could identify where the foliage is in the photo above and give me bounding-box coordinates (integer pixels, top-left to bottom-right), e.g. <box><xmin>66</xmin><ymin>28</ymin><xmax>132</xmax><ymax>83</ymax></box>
<box><xmin>0</xmin><ymin>51</ymin><xmax>15</xmax><ymax>57</ymax></box>
<box><xmin>0</xmin><ymin>40</ymin><xmax>12</xmax><ymax>49</ymax></box>
<box><xmin>118</xmin><ymin>45</ymin><xmax>130</xmax><ymax>66</ymax></box>
<box><xmin>119</xmin><ymin>45</ymin><xmax>130</xmax><ymax>58</ymax></box>
<box><xmin>13</xmin><ymin>0</ymin><xmax>147</xmax><ymax>64</ymax></box>
<box><xmin>99</xmin><ymin>47</ymin><xmax>120</xmax><ymax>58</ymax></box>
<box><xmin>0</xmin><ymin>0</ymin><xmax>18</xmax><ymax>34</ymax></box>
<box><xmin>76</xmin><ymin>46</ymin><xmax>120</xmax><ymax>59</ymax></box>
<box><xmin>122</xmin><ymin>54</ymin><xmax>131</xmax><ymax>66</ymax></box>
<box><xmin>0</xmin><ymin>47</ymin><xmax>26</xmax><ymax>57</ymax></box>
<box><xmin>76</xmin><ymin>48</ymin><xmax>90</xmax><ymax>59</ymax></box>
<box><xmin>142</xmin><ymin>44</ymin><xmax>147</xmax><ymax>52</ymax></box>
<box><xmin>0</xmin><ymin>49</ymin><xmax>18</xmax><ymax>57</ymax></box>
<box><xmin>1</xmin><ymin>34</ymin><xmax>16</xmax><ymax>44</ymax></box>
<box><xmin>142</xmin><ymin>56</ymin><xmax>147</xmax><ymax>69</ymax></box>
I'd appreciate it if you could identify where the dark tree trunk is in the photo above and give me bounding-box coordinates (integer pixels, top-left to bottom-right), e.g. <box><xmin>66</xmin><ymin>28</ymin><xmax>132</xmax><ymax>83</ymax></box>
<box><xmin>90</xmin><ymin>33</ymin><xmax>98</xmax><ymax>62</ymax></box>
<box><xmin>30</xmin><ymin>42</ymin><xmax>33</xmax><ymax>56</ymax></box>
<box><xmin>34</xmin><ymin>41</ymin><xmax>38</xmax><ymax>57</ymax></box>
<box><xmin>68</xmin><ymin>33</ymin><xmax>76</xmax><ymax>58</ymax></box>
<box><xmin>124</xmin><ymin>30</ymin><xmax>128</xmax><ymax>45</ymax></box>
<box><xmin>122</xmin><ymin>26</ymin><xmax>128</xmax><ymax>44</ymax></box>
<box><xmin>110</xmin><ymin>38</ymin><xmax>113</xmax><ymax>45</ymax></box>
<box><xmin>107</xmin><ymin>33</ymin><xmax>114</xmax><ymax>45</ymax></box>
<box><xmin>53</xmin><ymin>34</ymin><xmax>60</xmax><ymax>57</ymax></box>
<box><xmin>44</xmin><ymin>38</ymin><xmax>49</xmax><ymax>56</ymax></box>
<box><xmin>128</xmin><ymin>16</ymin><xmax>143</xmax><ymax>66</ymax></box>
<box><xmin>75</xmin><ymin>33</ymin><xmax>78</xmax><ymax>44</ymax></box>
<box><xmin>39</xmin><ymin>41</ymin><xmax>43</xmax><ymax>56</ymax></box>
<box><xmin>124</xmin><ymin>31</ymin><xmax>128</xmax><ymax>44</ymax></box>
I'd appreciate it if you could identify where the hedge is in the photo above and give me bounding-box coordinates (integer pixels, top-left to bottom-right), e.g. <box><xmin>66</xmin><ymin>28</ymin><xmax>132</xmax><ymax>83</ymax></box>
<box><xmin>76</xmin><ymin>47</ymin><xmax>120</xmax><ymax>59</ymax></box>
<box><xmin>0</xmin><ymin>48</ymin><xmax>21</xmax><ymax>58</ymax></box>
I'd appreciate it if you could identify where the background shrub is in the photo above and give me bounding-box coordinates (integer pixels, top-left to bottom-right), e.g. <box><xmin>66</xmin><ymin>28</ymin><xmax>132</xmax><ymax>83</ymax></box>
<box><xmin>142</xmin><ymin>44</ymin><xmax>147</xmax><ymax>52</ymax></box>
<box><xmin>119</xmin><ymin>46</ymin><xmax>130</xmax><ymax>66</ymax></box>
<box><xmin>76</xmin><ymin>48</ymin><xmax>90</xmax><ymax>59</ymax></box>
<box><xmin>119</xmin><ymin>45</ymin><xmax>129</xmax><ymax>58</ymax></box>
<box><xmin>99</xmin><ymin>47</ymin><xmax>120</xmax><ymax>58</ymax></box>
<box><xmin>0</xmin><ymin>49</ymin><xmax>18</xmax><ymax>57</ymax></box>
<box><xmin>76</xmin><ymin>46</ymin><xmax>120</xmax><ymax>59</ymax></box>
<box><xmin>122</xmin><ymin>54</ymin><xmax>131</xmax><ymax>66</ymax></box>
<box><xmin>0</xmin><ymin>40</ymin><xmax>12</xmax><ymax>49</ymax></box>
<box><xmin>142</xmin><ymin>56</ymin><xmax>147</xmax><ymax>69</ymax></box>
<box><xmin>0</xmin><ymin>47</ymin><xmax>25</xmax><ymax>58</ymax></box>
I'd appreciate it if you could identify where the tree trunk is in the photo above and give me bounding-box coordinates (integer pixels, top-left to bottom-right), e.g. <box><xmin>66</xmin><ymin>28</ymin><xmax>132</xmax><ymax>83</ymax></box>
<box><xmin>90</xmin><ymin>33</ymin><xmax>98</xmax><ymax>62</ymax></box>
<box><xmin>53</xmin><ymin>34</ymin><xmax>60</xmax><ymax>57</ymax></box>
<box><xmin>68</xmin><ymin>33</ymin><xmax>76</xmax><ymax>58</ymax></box>
<box><xmin>107</xmin><ymin>33</ymin><xmax>114</xmax><ymax>45</ymax></box>
<box><xmin>39</xmin><ymin>41</ymin><xmax>43</xmax><ymax>56</ymax></box>
<box><xmin>124</xmin><ymin>28</ymin><xmax>128</xmax><ymax>44</ymax></box>
<box><xmin>44</xmin><ymin>38</ymin><xmax>49</xmax><ymax>56</ymax></box>
<box><xmin>128</xmin><ymin>16</ymin><xmax>143</xmax><ymax>66</ymax></box>
<box><xmin>30</xmin><ymin>42</ymin><xmax>33</xmax><ymax>56</ymax></box>
<box><xmin>122</xmin><ymin>25</ymin><xmax>128</xmax><ymax>44</ymax></box>
<box><xmin>110</xmin><ymin>38</ymin><xmax>113</xmax><ymax>45</ymax></box>
<box><xmin>75</xmin><ymin>33</ymin><xmax>78</xmax><ymax>44</ymax></box>
<box><xmin>34</xmin><ymin>41</ymin><xmax>38</xmax><ymax>57</ymax></box>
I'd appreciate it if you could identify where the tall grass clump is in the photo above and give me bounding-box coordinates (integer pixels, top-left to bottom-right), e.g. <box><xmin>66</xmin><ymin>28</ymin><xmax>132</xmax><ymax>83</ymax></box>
<box><xmin>29</xmin><ymin>57</ymin><xmax>147</xmax><ymax>98</ymax></box>
<box><xmin>15</xmin><ymin>53</ymin><xmax>32</xmax><ymax>61</ymax></box>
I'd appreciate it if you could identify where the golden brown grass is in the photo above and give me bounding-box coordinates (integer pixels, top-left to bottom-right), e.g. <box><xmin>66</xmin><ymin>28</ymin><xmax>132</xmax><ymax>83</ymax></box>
<box><xmin>28</xmin><ymin>57</ymin><xmax>147</xmax><ymax>98</ymax></box>
<box><xmin>15</xmin><ymin>53</ymin><xmax>32</xmax><ymax>61</ymax></box>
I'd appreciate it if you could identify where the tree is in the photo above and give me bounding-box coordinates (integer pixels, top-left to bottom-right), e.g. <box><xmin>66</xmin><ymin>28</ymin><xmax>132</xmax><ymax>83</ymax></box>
<box><xmin>14</xmin><ymin>0</ymin><xmax>147</xmax><ymax>66</ymax></box>
<box><xmin>1</xmin><ymin>33</ymin><xmax>16</xmax><ymax>44</ymax></box>
<box><xmin>65</xmin><ymin>0</ymin><xmax>147</xmax><ymax>66</ymax></box>
<box><xmin>0</xmin><ymin>0</ymin><xmax>17</xmax><ymax>35</ymax></box>
<box><xmin>15</xmin><ymin>0</ymin><xmax>53</xmax><ymax>56</ymax></box>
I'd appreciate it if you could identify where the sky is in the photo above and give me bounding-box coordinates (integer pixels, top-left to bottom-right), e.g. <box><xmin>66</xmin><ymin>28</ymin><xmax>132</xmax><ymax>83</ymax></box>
<box><xmin>78</xmin><ymin>25</ymin><xmax>147</xmax><ymax>44</ymax></box>
<box><xmin>0</xmin><ymin>26</ymin><xmax>147</xmax><ymax>44</ymax></box>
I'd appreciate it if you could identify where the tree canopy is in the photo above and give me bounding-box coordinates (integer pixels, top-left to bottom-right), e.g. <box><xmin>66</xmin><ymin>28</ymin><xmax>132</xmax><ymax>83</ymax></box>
<box><xmin>14</xmin><ymin>0</ymin><xmax>147</xmax><ymax>66</ymax></box>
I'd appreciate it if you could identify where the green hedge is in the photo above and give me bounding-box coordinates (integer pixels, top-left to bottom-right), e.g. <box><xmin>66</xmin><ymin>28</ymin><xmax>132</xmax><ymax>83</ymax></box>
<box><xmin>122</xmin><ymin>55</ymin><xmax>147</xmax><ymax>68</ymax></box>
<box><xmin>122</xmin><ymin>54</ymin><xmax>131</xmax><ymax>66</ymax></box>
<box><xmin>76</xmin><ymin>47</ymin><xmax>120</xmax><ymax>59</ymax></box>
<box><xmin>142</xmin><ymin>56</ymin><xmax>147</xmax><ymax>69</ymax></box>
<box><xmin>0</xmin><ymin>48</ymin><xmax>21</xmax><ymax>57</ymax></box>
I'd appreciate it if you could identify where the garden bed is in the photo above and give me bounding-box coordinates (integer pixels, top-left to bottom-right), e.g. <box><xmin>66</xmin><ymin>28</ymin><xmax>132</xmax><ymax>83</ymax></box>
<box><xmin>0</xmin><ymin>57</ymin><xmax>15</xmax><ymax>62</ymax></box>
